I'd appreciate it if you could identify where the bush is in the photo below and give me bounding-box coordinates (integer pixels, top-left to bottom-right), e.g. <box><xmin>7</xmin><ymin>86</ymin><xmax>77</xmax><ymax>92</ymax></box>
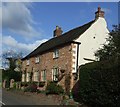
<box><xmin>21</xmin><ymin>82</ymin><xmax>28</xmax><ymax>87</ymax></box>
<box><xmin>77</xmin><ymin>61</ymin><xmax>120</xmax><ymax>107</ymax></box>
<box><xmin>24</xmin><ymin>82</ymin><xmax>37</xmax><ymax>92</ymax></box>
<box><xmin>46</xmin><ymin>81</ymin><xmax>64</xmax><ymax>95</ymax></box>
<box><xmin>13</xmin><ymin>83</ymin><xmax>16</xmax><ymax>89</ymax></box>
<box><xmin>38</xmin><ymin>82</ymin><xmax>45</xmax><ymax>87</ymax></box>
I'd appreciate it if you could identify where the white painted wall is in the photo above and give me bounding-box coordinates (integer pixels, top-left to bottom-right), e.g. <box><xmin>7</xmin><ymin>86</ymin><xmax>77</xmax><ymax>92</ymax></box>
<box><xmin>74</xmin><ymin>17</ymin><xmax>110</xmax><ymax>66</ymax></box>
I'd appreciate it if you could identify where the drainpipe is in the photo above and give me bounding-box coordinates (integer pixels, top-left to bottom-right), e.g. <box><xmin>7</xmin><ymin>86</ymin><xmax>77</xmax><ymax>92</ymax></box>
<box><xmin>76</xmin><ymin>42</ymin><xmax>81</xmax><ymax>78</ymax></box>
<box><xmin>76</xmin><ymin>42</ymin><xmax>81</xmax><ymax>79</ymax></box>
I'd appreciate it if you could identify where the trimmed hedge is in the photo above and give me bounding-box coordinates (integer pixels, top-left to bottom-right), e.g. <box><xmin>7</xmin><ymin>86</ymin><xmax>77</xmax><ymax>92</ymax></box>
<box><xmin>46</xmin><ymin>81</ymin><xmax>64</xmax><ymax>95</ymax></box>
<box><xmin>78</xmin><ymin>61</ymin><xmax>120</xmax><ymax>107</ymax></box>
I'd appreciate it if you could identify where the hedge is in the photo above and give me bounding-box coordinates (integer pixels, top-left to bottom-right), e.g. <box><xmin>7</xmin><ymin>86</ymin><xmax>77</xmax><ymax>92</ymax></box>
<box><xmin>77</xmin><ymin>61</ymin><xmax>120</xmax><ymax>107</ymax></box>
<box><xmin>46</xmin><ymin>81</ymin><xmax>64</xmax><ymax>95</ymax></box>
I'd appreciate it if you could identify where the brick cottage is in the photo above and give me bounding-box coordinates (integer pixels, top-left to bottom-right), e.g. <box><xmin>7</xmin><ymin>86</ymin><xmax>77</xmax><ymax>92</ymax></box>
<box><xmin>21</xmin><ymin>7</ymin><xmax>109</xmax><ymax>93</ymax></box>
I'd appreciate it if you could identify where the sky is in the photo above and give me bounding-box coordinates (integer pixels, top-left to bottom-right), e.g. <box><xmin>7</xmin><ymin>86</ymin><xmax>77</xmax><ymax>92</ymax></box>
<box><xmin>1</xmin><ymin>2</ymin><xmax>119</xmax><ymax>59</ymax></box>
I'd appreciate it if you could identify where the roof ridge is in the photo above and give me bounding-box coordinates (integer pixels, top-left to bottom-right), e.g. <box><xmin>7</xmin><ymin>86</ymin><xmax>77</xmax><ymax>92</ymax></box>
<box><xmin>22</xmin><ymin>20</ymin><xmax>95</xmax><ymax>60</ymax></box>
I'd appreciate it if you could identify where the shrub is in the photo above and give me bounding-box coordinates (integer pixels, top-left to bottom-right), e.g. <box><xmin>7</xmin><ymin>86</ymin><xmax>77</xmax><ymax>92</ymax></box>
<box><xmin>21</xmin><ymin>82</ymin><xmax>29</xmax><ymax>87</ymax></box>
<box><xmin>77</xmin><ymin>61</ymin><xmax>120</xmax><ymax>107</ymax></box>
<box><xmin>13</xmin><ymin>83</ymin><xmax>16</xmax><ymax>89</ymax></box>
<box><xmin>24</xmin><ymin>82</ymin><xmax>37</xmax><ymax>92</ymax></box>
<box><xmin>46</xmin><ymin>82</ymin><xmax>64</xmax><ymax>95</ymax></box>
<box><xmin>38</xmin><ymin>82</ymin><xmax>45</xmax><ymax>87</ymax></box>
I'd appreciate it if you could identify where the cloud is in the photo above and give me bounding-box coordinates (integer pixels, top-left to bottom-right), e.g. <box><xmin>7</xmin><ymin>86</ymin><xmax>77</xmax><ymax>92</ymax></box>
<box><xmin>1</xmin><ymin>2</ymin><xmax>39</xmax><ymax>38</ymax></box>
<box><xmin>2</xmin><ymin>35</ymin><xmax>48</xmax><ymax>55</ymax></box>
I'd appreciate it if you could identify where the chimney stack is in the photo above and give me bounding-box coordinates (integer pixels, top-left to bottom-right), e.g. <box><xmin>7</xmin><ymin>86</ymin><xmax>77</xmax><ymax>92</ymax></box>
<box><xmin>95</xmin><ymin>7</ymin><xmax>105</xmax><ymax>19</ymax></box>
<box><xmin>53</xmin><ymin>26</ymin><xmax>63</xmax><ymax>37</ymax></box>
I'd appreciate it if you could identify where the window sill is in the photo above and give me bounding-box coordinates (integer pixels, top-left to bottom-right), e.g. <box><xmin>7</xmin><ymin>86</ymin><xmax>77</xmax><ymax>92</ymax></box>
<box><xmin>53</xmin><ymin>57</ymin><xmax>59</xmax><ymax>59</ymax></box>
<box><xmin>53</xmin><ymin>80</ymin><xmax>58</xmax><ymax>82</ymax></box>
<box><xmin>35</xmin><ymin>62</ymin><xmax>39</xmax><ymax>64</ymax></box>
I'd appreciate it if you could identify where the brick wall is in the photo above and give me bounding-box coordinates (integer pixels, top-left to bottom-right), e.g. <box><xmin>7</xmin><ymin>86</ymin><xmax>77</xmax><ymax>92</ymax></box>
<box><xmin>22</xmin><ymin>43</ymin><xmax>75</xmax><ymax>92</ymax></box>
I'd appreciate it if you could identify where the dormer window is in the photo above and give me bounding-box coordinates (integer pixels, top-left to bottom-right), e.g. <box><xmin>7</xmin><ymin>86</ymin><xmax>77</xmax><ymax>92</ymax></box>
<box><xmin>26</xmin><ymin>59</ymin><xmax>30</xmax><ymax>65</ymax></box>
<box><xmin>53</xmin><ymin>49</ymin><xmax>59</xmax><ymax>58</ymax></box>
<box><xmin>35</xmin><ymin>57</ymin><xmax>40</xmax><ymax>63</ymax></box>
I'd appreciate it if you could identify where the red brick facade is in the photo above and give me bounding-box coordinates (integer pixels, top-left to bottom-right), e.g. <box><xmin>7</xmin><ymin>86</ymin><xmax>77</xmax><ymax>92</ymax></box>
<box><xmin>22</xmin><ymin>43</ymin><xmax>77</xmax><ymax>92</ymax></box>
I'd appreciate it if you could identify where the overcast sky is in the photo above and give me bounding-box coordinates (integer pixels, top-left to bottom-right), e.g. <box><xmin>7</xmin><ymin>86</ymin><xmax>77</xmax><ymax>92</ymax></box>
<box><xmin>1</xmin><ymin>2</ymin><xmax>119</xmax><ymax>58</ymax></box>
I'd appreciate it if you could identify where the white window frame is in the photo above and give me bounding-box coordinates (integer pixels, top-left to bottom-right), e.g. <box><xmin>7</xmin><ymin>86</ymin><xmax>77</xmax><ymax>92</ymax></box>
<box><xmin>26</xmin><ymin>60</ymin><xmax>30</xmax><ymax>65</ymax></box>
<box><xmin>52</xmin><ymin>68</ymin><xmax>59</xmax><ymax>81</ymax></box>
<box><xmin>33</xmin><ymin>71</ymin><xmax>39</xmax><ymax>82</ymax></box>
<box><xmin>53</xmin><ymin>49</ymin><xmax>59</xmax><ymax>58</ymax></box>
<box><xmin>41</xmin><ymin>70</ymin><xmax>46</xmax><ymax>82</ymax></box>
<box><xmin>22</xmin><ymin>73</ymin><xmax>26</xmax><ymax>82</ymax></box>
<box><xmin>26</xmin><ymin>72</ymin><xmax>30</xmax><ymax>82</ymax></box>
<box><xmin>35</xmin><ymin>57</ymin><xmax>40</xmax><ymax>63</ymax></box>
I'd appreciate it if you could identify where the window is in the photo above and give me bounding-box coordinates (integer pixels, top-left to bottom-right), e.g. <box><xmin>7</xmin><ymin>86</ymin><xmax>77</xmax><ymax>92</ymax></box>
<box><xmin>22</xmin><ymin>73</ymin><xmax>26</xmax><ymax>82</ymax></box>
<box><xmin>52</xmin><ymin>68</ymin><xmax>59</xmax><ymax>81</ymax></box>
<box><xmin>41</xmin><ymin>70</ymin><xmax>46</xmax><ymax>81</ymax></box>
<box><xmin>26</xmin><ymin>60</ymin><xmax>30</xmax><ymax>65</ymax></box>
<box><xmin>26</xmin><ymin>72</ymin><xmax>30</xmax><ymax>82</ymax></box>
<box><xmin>35</xmin><ymin>57</ymin><xmax>40</xmax><ymax>63</ymax></box>
<box><xmin>33</xmin><ymin>71</ymin><xmax>39</xmax><ymax>82</ymax></box>
<box><xmin>53</xmin><ymin>49</ymin><xmax>59</xmax><ymax>58</ymax></box>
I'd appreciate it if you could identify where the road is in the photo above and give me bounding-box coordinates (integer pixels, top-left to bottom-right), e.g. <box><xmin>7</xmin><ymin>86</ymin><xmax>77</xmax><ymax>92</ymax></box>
<box><xmin>2</xmin><ymin>89</ymin><xmax>38</xmax><ymax>105</ymax></box>
<box><xmin>2</xmin><ymin>89</ymin><xmax>61</xmax><ymax>105</ymax></box>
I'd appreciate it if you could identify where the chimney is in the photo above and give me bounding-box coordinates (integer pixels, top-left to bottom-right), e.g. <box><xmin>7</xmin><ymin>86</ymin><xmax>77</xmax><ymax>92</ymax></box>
<box><xmin>53</xmin><ymin>26</ymin><xmax>63</xmax><ymax>37</ymax></box>
<box><xmin>95</xmin><ymin>7</ymin><xmax>105</xmax><ymax>19</ymax></box>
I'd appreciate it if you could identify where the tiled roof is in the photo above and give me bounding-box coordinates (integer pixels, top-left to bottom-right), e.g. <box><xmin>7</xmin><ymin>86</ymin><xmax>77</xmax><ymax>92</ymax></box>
<box><xmin>22</xmin><ymin>20</ymin><xmax>95</xmax><ymax>60</ymax></box>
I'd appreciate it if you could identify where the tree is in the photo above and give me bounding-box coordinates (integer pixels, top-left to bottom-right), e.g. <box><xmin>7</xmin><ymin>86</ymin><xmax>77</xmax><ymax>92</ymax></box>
<box><xmin>95</xmin><ymin>25</ymin><xmax>120</xmax><ymax>63</ymax></box>
<box><xmin>2</xmin><ymin>50</ymin><xmax>23</xmax><ymax>82</ymax></box>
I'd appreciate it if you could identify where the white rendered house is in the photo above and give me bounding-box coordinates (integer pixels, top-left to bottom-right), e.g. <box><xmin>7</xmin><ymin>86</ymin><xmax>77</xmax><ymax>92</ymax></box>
<box><xmin>71</xmin><ymin>7</ymin><xmax>110</xmax><ymax>73</ymax></box>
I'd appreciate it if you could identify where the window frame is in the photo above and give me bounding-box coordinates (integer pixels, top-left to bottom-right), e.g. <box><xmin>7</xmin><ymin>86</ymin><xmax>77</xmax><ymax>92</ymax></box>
<box><xmin>33</xmin><ymin>71</ymin><xmax>39</xmax><ymax>82</ymax></box>
<box><xmin>52</xmin><ymin>68</ymin><xmax>59</xmax><ymax>81</ymax></box>
<box><xmin>26</xmin><ymin>59</ymin><xmax>30</xmax><ymax>66</ymax></box>
<box><xmin>53</xmin><ymin>49</ymin><xmax>59</xmax><ymax>59</ymax></box>
<box><xmin>41</xmin><ymin>70</ymin><xmax>46</xmax><ymax>82</ymax></box>
<box><xmin>35</xmin><ymin>57</ymin><xmax>40</xmax><ymax>63</ymax></box>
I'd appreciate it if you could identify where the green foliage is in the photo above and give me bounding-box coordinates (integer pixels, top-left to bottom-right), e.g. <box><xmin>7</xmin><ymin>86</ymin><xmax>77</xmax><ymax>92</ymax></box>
<box><xmin>38</xmin><ymin>82</ymin><xmax>45</xmax><ymax>87</ymax></box>
<box><xmin>2</xmin><ymin>58</ymin><xmax>22</xmax><ymax>82</ymax></box>
<box><xmin>46</xmin><ymin>81</ymin><xmax>64</xmax><ymax>95</ymax></box>
<box><xmin>95</xmin><ymin>25</ymin><xmax>120</xmax><ymax>61</ymax></box>
<box><xmin>21</xmin><ymin>82</ymin><xmax>29</xmax><ymax>87</ymax></box>
<box><xmin>13</xmin><ymin>83</ymin><xmax>16</xmax><ymax>89</ymax></box>
<box><xmin>0</xmin><ymin>73</ymin><xmax>1</xmax><ymax>82</ymax></box>
<box><xmin>2</xmin><ymin>69</ymin><xmax>22</xmax><ymax>82</ymax></box>
<box><xmin>24</xmin><ymin>82</ymin><xmax>38</xmax><ymax>92</ymax></box>
<box><xmin>78</xmin><ymin>61</ymin><xmax>120</xmax><ymax>107</ymax></box>
<box><xmin>80</xmin><ymin>25</ymin><xmax>120</xmax><ymax>107</ymax></box>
